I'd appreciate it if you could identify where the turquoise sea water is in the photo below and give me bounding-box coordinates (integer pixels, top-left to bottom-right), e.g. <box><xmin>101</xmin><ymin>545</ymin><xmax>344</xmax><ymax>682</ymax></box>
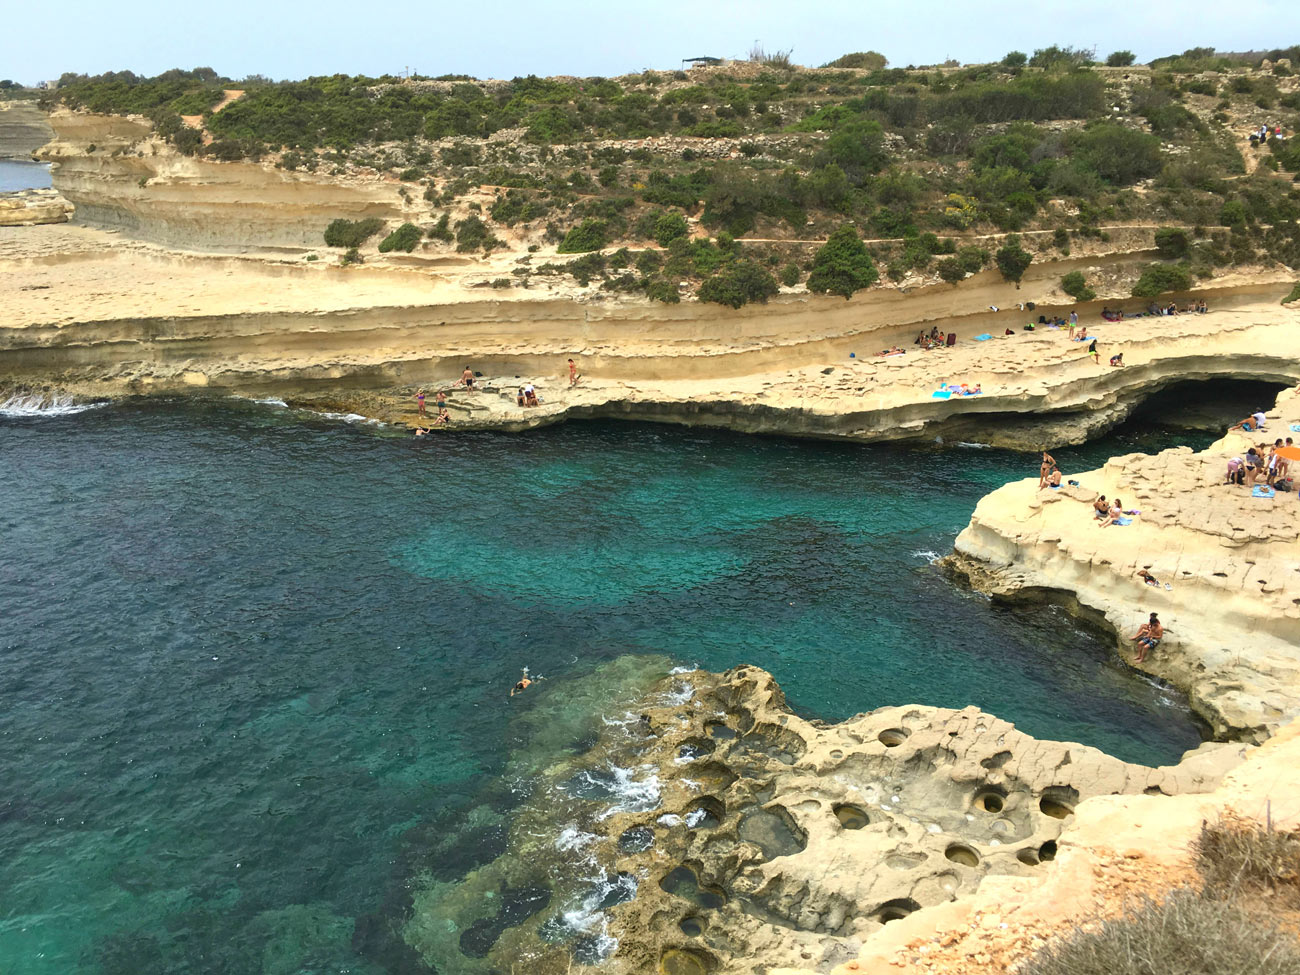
<box><xmin>0</xmin><ymin>400</ymin><xmax>1210</xmax><ymax>974</ymax></box>
<box><xmin>0</xmin><ymin>160</ymin><xmax>52</xmax><ymax>192</ymax></box>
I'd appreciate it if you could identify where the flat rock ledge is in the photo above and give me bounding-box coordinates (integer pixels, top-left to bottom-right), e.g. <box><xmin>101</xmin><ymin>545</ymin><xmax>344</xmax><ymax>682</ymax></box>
<box><xmin>947</xmin><ymin>385</ymin><xmax>1300</xmax><ymax>742</ymax></box>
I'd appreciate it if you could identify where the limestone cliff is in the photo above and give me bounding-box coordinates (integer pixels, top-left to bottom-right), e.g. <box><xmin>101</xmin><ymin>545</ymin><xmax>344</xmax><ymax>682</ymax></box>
<box><xmin>0</xmin><ymin>99</ymin><xmax>53</xmax><ymax>159</ymax></box>
<box><xmin>948</xmin><ymin>385</ymin><xmax>1300</xmax><ymax>741</ymax></box>
<box><xmin>37</xmin><ymin>110</ymin><xmax>405</xmax><ymax>250</ymax></box>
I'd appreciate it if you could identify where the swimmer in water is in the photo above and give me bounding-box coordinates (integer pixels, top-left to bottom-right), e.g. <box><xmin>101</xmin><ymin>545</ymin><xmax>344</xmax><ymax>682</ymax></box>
<box><xmin>510</xmin><ymin>667</ymin><xmax>546</xmax><ymax>697</ymax></box>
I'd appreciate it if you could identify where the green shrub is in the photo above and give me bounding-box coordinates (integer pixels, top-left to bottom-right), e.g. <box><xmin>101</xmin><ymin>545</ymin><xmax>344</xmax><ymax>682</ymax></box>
<box><xmin>957</xmin><ymin>246</ymin><xmax>990</xmax><ymax>273</ymax></box>
<box><xmin>1060</xmin><ymin>270</ymin><xmax>1097</xmax><ymax>301</ymax></box>
<box><xmin>779</xmin><ymin>263</ymin><xmax>802</xmax><ymax>287</ymax></box>
<box><xmin>937</xmin><ymin>257</ymin><xmax>966</xmax><ymax>283</ymax></box>
<box><xmin>823</xmin><ymin>51</ymin><xmax>887</xmax><ymax>70</ymax></box>
<box><xmin>427</xmin><ymin>213</ymin><xmax>453</xmax><ymax>243</ymax></box>
<box><xmin>454</xmin><ymin>214</ymin><xmax>501</xmax><ymax>253</ymax></box>
<box><xmin>323</xmin><ymin>217</ymin><xmax>385</xmax><ymax>249</ymax></box>
<box><xmin>1106</xmin><ymin>50</ymin><xmax>1137</xmax><ymax>67</ymax></box>
<box><xmin>557</xmin><ymin>219</ymin><xmax>608</xmax><ymax>253</ymax></box>
<box><xmin>646</xmin><ymin>279</ymin><xmax>680</xmax><ymax>303</ymax></box>
<box><xmin>995</xmin><ymin>235</ymin><xmax>1033</xmax><ymax>283</ymax></box>
<box><xmin>807</xmin><ymin>225</ymin><xmax>879</xmax><ymax>299</ymax></box>
<box><xmin>1068</xmin><ymin>123</ymin><xmax>1163</xmax><ymax>185</ymax></box>
<box><xmin>1002</xmin><ymin>51</ymin><xmax>1028</xmax><ymax>68</ymax></box>
<box><xmin>597</xmin><ymin>165</ymin><xmax>620</xmax><ymax>188</ymax></box>
<box><xmin>1131</xmin><ymin>262</ymin><xmax>1192</xmax><ymax>297</ymax></box>
<box><xmin>1018</xmin><ymin>889</ymin><xmax>1300</xmax><ymax>975</ymax></box>
<box><xmin>635</xmin><ymin>249</ymin><xmax>662</xmax><ymax>274</ymax></box>
<box><xmin>1154</xmin><ymin>227</ymin><xmax>1191</xmax><ymax>258</ymax></box>
<box><xmin>698</xmin><ymin>260</ymin><xmax>780</xmax><ymax>308</ymax></box>
<box><xmin>654</xmin><ymin>212</ymin><xmax>690</xmax><ymax>247</ymax></box>
<box><xmin>377</xmin><ymin>222</ymin><xmax>421</xmax><ymax>253</ymax></box>
<box><xmin>1283</xmin><ymin>282</ymin><xmax>1300</xmax><ymax>305</ymax></box>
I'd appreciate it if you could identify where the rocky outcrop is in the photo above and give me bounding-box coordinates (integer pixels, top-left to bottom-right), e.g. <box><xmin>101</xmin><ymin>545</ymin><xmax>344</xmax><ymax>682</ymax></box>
<box><xmin>401</xmin><ymin>664</ymin><xmax>1242</xmax><ymax>975</ymax></box>
<box><xmin>0</xmin><ymin>99</ymin><xmax>53</xmax><ymax>159</ymax></box>
<box><xmin>948</xmin><ymin>386</ymin><xmax>1300</xmax><ymax>741</ymax></box>
<box><xmin>0</xmin><ymin>187</ymin><xmax>72</xmax><ymax>226</ymax></box>
<box><xmin>37</xmin><ymin>110</ymin><xmax>405</xmax><ymax>250</ymax></box>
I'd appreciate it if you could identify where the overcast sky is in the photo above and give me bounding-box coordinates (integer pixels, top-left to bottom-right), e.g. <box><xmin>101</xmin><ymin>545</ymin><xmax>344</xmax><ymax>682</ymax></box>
<box><xmin>4</xmin><ymin>0</ymin><xmax>1299</xmax><ymax>84</ymax></box>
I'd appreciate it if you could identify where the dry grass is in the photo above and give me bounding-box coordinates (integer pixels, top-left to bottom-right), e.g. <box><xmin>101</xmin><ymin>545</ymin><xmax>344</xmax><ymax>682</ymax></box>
<box><xmin>1020</xmin><ymin>818</ymin><xmax>1300</xmax><ymax>975</ymax></box>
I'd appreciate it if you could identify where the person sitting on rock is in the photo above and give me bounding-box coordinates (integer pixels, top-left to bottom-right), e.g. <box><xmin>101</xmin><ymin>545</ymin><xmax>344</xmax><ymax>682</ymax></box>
<box><xmin>1093</xmin><ymin>494</ymin><xmax>1110</xmax><ymax>520</ymax></box>
<box><xmin>1049</xmin><ymin>467</ymin><xmax>1062</xmax><ymax>487</ymax></box>
<box><xmin>1137</xmin><ymin>569</ymin><xmax>1161</xmax><ymax>587</ymax></box>
<box><xmin>1097</xmin><ymin>497</ymin><xmax>1124</xmax><ymax>528</ymax></box>
<box><xmin>1132</xmin><ymin>613</ymin><xmax>1165</xmax><ymax>664</ymax></box>
<box><xmin>433</xmin><ymin>407</ymin><xmax>451</xmax><ymax>426</ymax></box>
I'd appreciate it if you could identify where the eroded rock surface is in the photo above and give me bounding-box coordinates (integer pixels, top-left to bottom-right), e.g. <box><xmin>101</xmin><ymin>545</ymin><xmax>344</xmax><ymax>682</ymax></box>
<box><xmin>949</xmin><ymin>385</ymin><xmax>1300</xmax><ymax>740</ymax></box>
<box><xmin>401</xmin><ymin>664</ymin><xmax>1234</xmax><ymax>975</ymax></box>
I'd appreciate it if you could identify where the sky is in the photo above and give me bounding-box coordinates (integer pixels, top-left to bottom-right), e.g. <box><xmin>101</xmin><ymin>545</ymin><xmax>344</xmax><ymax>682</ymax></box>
<box><xmin>3</xmin><ymin>0</ymin><xmax>1299</xmax><ymax>84</ymax></box>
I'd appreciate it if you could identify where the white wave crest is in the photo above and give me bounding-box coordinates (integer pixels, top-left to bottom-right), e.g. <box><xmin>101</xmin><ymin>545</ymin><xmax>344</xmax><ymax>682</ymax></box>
<box><xmin>911</xmin><ymin>550</ymin><xmax>942</xmax><ymax>564</ymax></box>
<box><xmin>555</xmin><ymin>827</ymin><xmax>599</xmax><ymax>852</ymax></box>
<box><xmin>0</xmin><ymin>393</ymin><xmax>103</xmax><ymax>417</ymax></box>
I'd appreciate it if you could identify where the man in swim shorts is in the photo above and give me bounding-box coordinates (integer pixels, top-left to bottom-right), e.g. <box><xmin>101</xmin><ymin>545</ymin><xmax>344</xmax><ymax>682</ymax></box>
<box><xmin>1131</xmin><ymin>613</ymin><xmax>1164</xmax><ymax>664</ymax></box>
<box><xmin>461</xmin><ymin>366</ymin><xmax>476</xmax><ymax>390</ymax></box>
<box><xmin>510</xmin><ymin>667</ymin><xmax>545</xmax><ymax>697</ymax></box>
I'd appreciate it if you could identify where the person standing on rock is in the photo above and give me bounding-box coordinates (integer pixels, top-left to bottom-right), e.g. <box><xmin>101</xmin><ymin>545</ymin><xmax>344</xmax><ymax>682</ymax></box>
<box><xmin>416</xmin><ymin>389</ymin><xmax>426</xmax><ymax>417</ymax></box>
<box><xmin>1038</xmin><ymin>451</ymin><xmax>1056</xmax><ymax>489</ymax></box>
<box><xmin>1132</xmin><ymin>613</ymin><xmax>1164</xmax><ymax>663</ymax></box>
<box><xmin>436</xmin><ymin>390</ymin><xmax>447</xmax><ymax>412</ymax></box>
<box><xmin>568</xmin><ymin>358</ymin><xmax>580</xmax><ymax>387</ymax></box>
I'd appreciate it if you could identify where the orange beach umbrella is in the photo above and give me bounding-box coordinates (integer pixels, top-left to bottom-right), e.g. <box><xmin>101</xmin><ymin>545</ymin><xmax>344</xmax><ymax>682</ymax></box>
<box><xmin>1276</xmin><ymin>446</ymin><xmax>1300</xmax><ymax>461</ymax></box>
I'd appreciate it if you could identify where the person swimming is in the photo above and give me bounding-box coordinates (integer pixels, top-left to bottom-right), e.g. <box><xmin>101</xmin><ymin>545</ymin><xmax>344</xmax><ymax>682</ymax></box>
<box><xmin>510</xmin><ymin>667</ymin><xmax>546</xmax><ymax>697</ymax></box>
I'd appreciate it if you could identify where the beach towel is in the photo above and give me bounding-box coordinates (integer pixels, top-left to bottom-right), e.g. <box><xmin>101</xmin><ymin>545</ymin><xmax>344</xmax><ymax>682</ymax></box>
<box><xmin>1290</xmin><ymin>423</ymin><xmax>1300</xmax><ymax>433</ymax></box>
<box><xmin>1116</xmin><ymin>517</ymin><xmax>1133</xmax><ymax>526</ymax></box>
<box><xmin>974</xmin><ymin>333</ymin><xmax>992</xmax><ymax>341</ymax></box>
<box><xmin>1252</xmin><ymin>486</ymin><xmax>1276</xmax><ymax>499</ymax></box>
<box><xmin>931</xmin><ymin>390</ymin><xmax>952</xmax><ymax>399</ymax></box>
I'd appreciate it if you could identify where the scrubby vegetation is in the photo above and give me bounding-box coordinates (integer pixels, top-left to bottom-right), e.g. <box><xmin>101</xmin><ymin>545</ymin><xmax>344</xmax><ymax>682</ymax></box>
<box><xmin>323</xmin><ymin>217</ymin><xmax>384</xmax><ymax>248</ymax></box>
<box><xmin>807</xmin><ymin>225</ymin><xmax>879</xmax><ymax>298</ymax></box>
<box><xmin>42</xmin><ymin>47</ymin><xmax>1300</xmax><ymax>295</ymax></box>
<box><xmin>1021</xmin><ymin>819</ymin><xmax>1300</xmax><ymax>975</ymax></box>
<box><xmin>377</xmin><ymin>222</ymin><xmax>421</xmax><ymax>253</ymax></box>
<box><xmin>1060</xmin><ymin>270</ymin><xmax>1097</xmax><ymax>301</ymax></box>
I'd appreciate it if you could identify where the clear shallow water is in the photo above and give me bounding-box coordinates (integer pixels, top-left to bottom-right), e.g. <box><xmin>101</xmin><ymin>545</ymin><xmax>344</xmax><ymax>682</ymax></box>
<box><xmin>0</xmin><ymin>159</ymin><xmax>52</xmax><ymax>191</ymax></box>
<box><xmin>0</xmin><ymin>400</ymin><xmax>1210</xmax><ymax>974</ymax></box>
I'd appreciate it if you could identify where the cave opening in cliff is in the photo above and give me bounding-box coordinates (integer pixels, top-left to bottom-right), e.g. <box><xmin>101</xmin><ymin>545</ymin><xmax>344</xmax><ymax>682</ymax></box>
<box><xmin>1129</xmin><ymin>378</ymin><xmax>1290</xmax><ymax>432</ymax></box>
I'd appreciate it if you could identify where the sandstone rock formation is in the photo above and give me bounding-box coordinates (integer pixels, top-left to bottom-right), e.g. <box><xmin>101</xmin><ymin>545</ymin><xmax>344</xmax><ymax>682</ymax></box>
<box><xmin>948</xmin><ymin>385</ymin><xmax>1300</xmax><ymax>741</ymax></box>
<box><xmin>0</xmin><ymin>187</ymin><xmax>72</xmax><ymax>226</ymax></box>
<box><xmin>0</xmin><ymin>99</ymin><xmax>54</xmax><ymax>159</ymax></box>
<box><xmin>404</xmin><ymin>665</ymin><xmax>1240</xmax><ymax>975</ymax></box>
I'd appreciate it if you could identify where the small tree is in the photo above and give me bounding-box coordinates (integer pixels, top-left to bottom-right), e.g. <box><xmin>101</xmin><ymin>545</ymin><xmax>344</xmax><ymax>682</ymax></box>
<box><xmin>779</xmin><ymin>263</ymin><xmax>802</xmax><ymax>287</ymax></box>
<box><xmin>1106</xmin><ymin>50</ymin><xmax>1137</xmax><ymax>67</ymax></box>
<box><xmin>823</xmin><ymin>51</ymin><xmax>887</xmax><ymax>71</ymax></box>
<box><xmin>698</xmin><ymin>260</ymin><xmax>780</xmax><ymax>308</ymax></box>
<box><xmin>324</xmin><ymin>217</ymin><xmax>385</xmax><ymax>249</ymax></box>
<box><xmin>1002</xmin><ymin>51</ymin><xmax>1028</xmax><ymax>68</ymax></box>
<box><xmin>1061</xmin><ymin>270</ymin><xmax>1097</xmax><ymax>301</ymax></box>
<box><xmin>1131</xmin><ymin>263</ymin><xmax>1192</xmax><ymax>297</ymax></box>
<box><xmin>654</xmin><ymin>212</ymin><xmax>689</xmax><ymax>247</ymax></box>
<box><xmin>995</xmin><ymin>235</ymin><xmax>1033</xmax><ymax>284</ymax></box>
<box><xmin>957</xmin><ymin>246</ymin><xmax>990</xmax><ymax>273</ymax></box>
<box><xmin>807</xmin><ymin>225</ymin><xmax>879</xmax><ymax>299</ymax></box>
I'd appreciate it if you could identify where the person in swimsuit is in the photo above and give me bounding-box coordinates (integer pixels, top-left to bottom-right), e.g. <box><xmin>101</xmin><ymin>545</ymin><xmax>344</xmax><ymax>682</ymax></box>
<box><xmin>436</xmin><ymin>391</ymin><xmax>447</xmax><ymax>411</ymax></box>
<box><xmin>1137</xmin><ymin>569</ymin><xmax>1161</xmax><ymax>587</ymax></box>
<box><xmin>1049</xmin><ymin>467</ymin><xmax>1062</xmax><ymax>487</ymax></box>
<box><xmin>416</xmin><ymin>390</ymin><xmax>426</xmax><ymax>417</ymax></box>
<box><xmin>461</xmin><ymin>367</ymin><xmax>476</xmax><ymax>390</ymax></box>
<box><xmin>1087</xmin><ymin>338</ymin><xmax>1099</xmax><ymax>364</ymax></box>
<box><xmin>510</xmin><ymin>667</ymin><xmax>545</xmax><ymax>697</ymax></box>
<box><xmin>568</xmin><ymin>358</ymin><xmax>579</xmax><ymax>387</ymax></box>
<box><xmin>1039</xmin><ymin>451</ymin><xmax>1056</xmax><ymax>489</ymax></box>
<box><xmin>1132</xmin><ymin>613</ymin><xmax>1164</xmax><ymax>663</ymax></box>
<box><xmin>433</xmin><ymin>408</ymin><xmax>450</xmax><ymax>426</ymax></box>
<box><xmin>1097</xmin><ymin>497</ymin><xmax>1123</xmax><ymax>528</ymax></box>
<box><xmin>1093</xmin><ymin>494</ymin><xmax>1109</xmax><ymax>519</ymax></box>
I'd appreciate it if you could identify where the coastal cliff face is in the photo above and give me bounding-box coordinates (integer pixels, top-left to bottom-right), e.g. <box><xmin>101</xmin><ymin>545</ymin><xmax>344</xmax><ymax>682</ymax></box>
<box><xmin>948</xmin><ymin>386</ymin><xmax>1300</xmax><ymax>741</ymax></box>
<box><xmin>0</xmin><ymin>99</ymin><xmax>53</xmax><ymax>159</ymax></box>
<box><xmin>37</xmin><ymin>110</ymin><xmax>404</xmax><ymax>250</ymax></box>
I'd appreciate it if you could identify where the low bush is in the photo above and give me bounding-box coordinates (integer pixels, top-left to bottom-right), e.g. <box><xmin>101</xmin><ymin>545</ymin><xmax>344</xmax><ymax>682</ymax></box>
<box><xmin>377</xmin><ymin>222</ymin><xmax>421</xmax><ymax>253</ymax></box>
<box><xmin>1283</xmin><ymin>281</ymin><xmax>1300</xmax><ymax>304</ymax></box>
<box><xmin>937</xmin><ymin>257</ymin><xmax>966</xmax><ymax>283</ymax></box>
<box><xmin>1061</xmin><ymin>270</ymin><xmax>1097</xmax><ymax>301</ymax></box>
<box><xmin>1131</xmin><ymin>262</ymin><xmax>1192</xmax><ymax>297</ymax></box>
<box><xmin>1018</xmin><ymin>888</ymin><xmax>1300</xmax><ymax>975</ymax></box>
<box><xmin>957</xmin><ymin>245</ymin><xmax>990</xmax><ymax>273</ymax></box>
<box><xmin>1194</xmin><ymin>820</ymin><xmax>1300</xmax><ymax>906</ymax></box>
<box><xmin>698</xmin><ymin>260</ymin><xmax>780</xmax><ymax>308</ymax></box>
<box><xmin>427</xmin><ymin>213</ymin><xmax>453</xmax><ymax>243</ymax></box>
<box><xmin>323</xmin><ymin>217</ymin><xmax>385</xmax><ymax>248</ymax></box>
<box><xmin>654</xmin><ymin>212</ymin><xmax>690</xmax><ymax>247</ymax></box>
<box><xmin>557</xmin><ymin>219</ymin><xmax>608</xmax><ymax>253</ymax></box>
<box><xmin>1154</xmin><ymin>227</ymin><xmax>1191</xmax><ymax>258</ymax></box>
<box><xmin>454</xmin><ymin>214</ymin><xmax>501</xmax><ymax>253</ymax></box>
<box><xmin>779</xmin><ymin>263</ymin><xmax>802</xmax><ymax>287</ymax></box>
<box><xmin>806</xmin><ymin>225</ymin><xmax>879</xmax><ymax>299</ymax></box>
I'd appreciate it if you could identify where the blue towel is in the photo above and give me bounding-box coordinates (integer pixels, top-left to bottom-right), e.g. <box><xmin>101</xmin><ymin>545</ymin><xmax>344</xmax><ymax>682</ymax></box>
<box><xmin>1116</xmin><ymin>516</ymin><xmax>1133</xmax><ymax>526</ymax></box>
<box><xmin>932</xmin><ymin>390</ymin><xmax>952</xmax><ymax>399</ymax></box>
<box><xmin>1290</xmin><ymin>423</ymin><xmax>1300</xmax><ymax>433</ymax></box>
<box><xmin>974</xmin><ymin>334</ymin><xmax>992</xmax><ymax>341</ymax></box>
<box><xmin>1253</xmin><ymin>486</ymin><xmax>1276</xmax><ymax>499</ymax></box>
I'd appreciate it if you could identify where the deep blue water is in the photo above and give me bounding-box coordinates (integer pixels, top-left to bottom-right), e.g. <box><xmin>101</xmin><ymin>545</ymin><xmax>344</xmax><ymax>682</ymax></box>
<box><xmin>0</xmin><ymin>159</ymin><xmax>52</xmax><ymax>192</ymax></box>
<box><xmin>0</xmin><ymin>400</ymin><xmax>1209</xmax><ymax>974</ymax></box>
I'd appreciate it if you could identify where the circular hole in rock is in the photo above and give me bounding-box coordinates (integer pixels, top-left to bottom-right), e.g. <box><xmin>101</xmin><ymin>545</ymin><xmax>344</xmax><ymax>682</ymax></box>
<box><xmin>829</xmin><ymin>749</ymin><xmax>844</xmax><ymax>759</ymax></box>
<box><xmin>1039</xmin><ymin>797</ymin><xmax>1074</xmax><ymax>819</ymax></box>
<box><xmin>679</xmin><ymin>916</ymin><xmax>706</xmax><ymax>937</ymax></box>
<box><xmin>874</xmin><ymin>897</ymin><xmax>921</xmax><ymax>924</ymax></box>
<box><xmin>833</xmin><ymin>803</ymin><xmax>870</xmax><ymax>829</ymax></box>
<box><xmin>1038</xmin><ymin>840</ymin><xmax>1058</xmax><ymax>862</ymax></box>
<box><xmin>945</xmin><ymin>844</ymin><xmax>980</xmax><ymax>867</ymax></box>
<box><xmin>878</xmin><ymin>728</ymin><xmax>910</xmax><ymax>747</ymax></box>
<box><xmin>686</xmin><ymin>797</ymin><xmax>724</xmax><ymax>830</ymax></box>
<box><xmin>1016</xmin><ymin>847</ymin><xmax>1040</xmax><ymax>866</ymax></box>
<box><xmin>619</xmin><ymin>826</ymin><xmax>655</xmax><ymax>853</ymax></box>
<box><xmin>975</xmin><ymin>790</ymin><xmax>1005</xmax><ymax>814</ymax></box>
<box><xmin>661</xmin><ymin>947</ymin><xmax>712</xmax><ymax>975</ymax></box>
